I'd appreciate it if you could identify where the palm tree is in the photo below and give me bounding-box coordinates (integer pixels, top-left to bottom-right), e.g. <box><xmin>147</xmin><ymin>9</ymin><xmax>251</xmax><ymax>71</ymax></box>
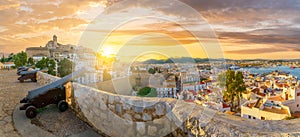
<box><xmin>235</xmin><ymin>71</ymin><xmax>246</xmax><ymax>109</ymax></box>
<box><xmin>225</xmin><ymin>70</ymin><xmax>236</xmax><ymax>111</ymax></box>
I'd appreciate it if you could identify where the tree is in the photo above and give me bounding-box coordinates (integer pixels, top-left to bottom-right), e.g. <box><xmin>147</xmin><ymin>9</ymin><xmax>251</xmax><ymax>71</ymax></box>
<box><xmin>27</xmin><ymin>57</ymin><xmax>35</xmax><ymax>66</ymax></box>
<box><xmin>58</xmin><ymin>58</ymin><xmax>73</xmax><ymax>77</ymax></box>
<box><xmin>47</xmin><ymin>59</ymin><xmax>56</xmax><ymax>76</ymax></box>
<box><xmin>220</xmin><ymin>70</ymin><xmax>246</xmax><ymax>112</ymax></box>
<box><xmin>35</xmin><ymin>57</ymin><xmax>47</xmax><ymax>69</ymax></box>
<box><xmin>225</xmin><ymin>69</ymin><xmax>236</xmax><ymax>111</ymax></box>
<box><xmin>0</xmin><ymin>54</ymin><xmax>5</xmax><ymax>63</ymax></box>
<box><xmin>7</xmin><ymin>53</ymin><xmax>14</xmax><ymax>62</ymax></box>
<box><xmin>103</xmin><ymin>69</ymin><xmax>112</xmax><ymax>81</ymax></box>
<box><xmin>201</xmin><ymin>78</ymin><xmax>208</xmax><ymax>82</ymax></box>
<box><xmin>235</xmin><ymin>71</ymin><xmax>246</xmax><ymax>108</ymax></box>
<box><xmin>36</xmin><ymin>57</ymin><xmax>56</xmax><ymax>76</ymax></box>
<box><xmin>148</xmin><ymin>68</ymin><xmax>155</xmax><ymax>74</ymax></box>
<box><xmin>13</xmin><ymin>51</ymin><xmax>27</xmax><ymax>67</ymax></box>
<box><xmin>137</xmin><ymin>87</ymin><xmax>157</xmax><ymax>97</ymax></box>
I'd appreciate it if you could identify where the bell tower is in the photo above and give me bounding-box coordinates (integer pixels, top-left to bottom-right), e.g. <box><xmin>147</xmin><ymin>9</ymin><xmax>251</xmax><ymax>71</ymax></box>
<box><xmin>53</xmin><ymin>35</ymin><xmax>57</xmax><ymax>47</ymax></box>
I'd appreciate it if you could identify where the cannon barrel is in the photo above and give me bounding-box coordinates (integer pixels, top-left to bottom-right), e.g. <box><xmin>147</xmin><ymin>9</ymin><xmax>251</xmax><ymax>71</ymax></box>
<box><xmin>24</xmin><ymin>68</ymin><xmax>86</xmax><ymax>100</ymax></box>
<box><xmin>19</xmin><ymin>70</ymin><xmax>39</xmax><ymax>75</ymax></box>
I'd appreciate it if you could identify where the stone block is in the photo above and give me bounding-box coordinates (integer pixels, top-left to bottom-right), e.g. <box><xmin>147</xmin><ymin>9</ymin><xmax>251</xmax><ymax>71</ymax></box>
<box><xmin>108</xmin><ymin>95</ymin><xmax>115</xmax><ymax>104</ymax></box>
<box><xmin>136</xmin><ymin>122</ymin><xmax>145</xmax><ymax>135</ymax></box>
<box><xmin>153</xmin><ymin>118</ymin><xmax>165</xmax><ymax>125</ymax></box>
<box><xmin>155</xmin><ymin>103</ymin><xmax>165</xmax><ymax>116</ymax></box>
<box><xmin>134</xmin><ymin>114</ymin><xmax>142</xmax><ymax>120</ymax></box>
<box><xmin>148</xmin><ymin>126</ymin><xmax>157</xmax><ymax>136</ymax></box>
<box><xmin>100</xmin><ymin>112</ymin><xmax>108</xmax><ymax>120</ymax></box>
<box><xmin>108</xmin><ymin>104</ymin><xmax>115</xmax><ymax>111</ymax></box>
<box><xmin>94</xmin><ymin>108</ymin><xmax>101</xmax><ymax>116</ymax></box>
<box><xmin>93</xmin><ymin>102</ymin><xmax>99</xmax><ymax>108</ymax></box>
<box><xmin>123</xmin><ymin>103</ymin><xmax>131</xmax><ymax>110</ymax></box>
<box><xmin>142</xmin><ymin>113</ymin><xmax>152</xmax><ymax>121</ymax></box>
<box><xmin>115</xmin><ymin>96</ymin><xmax>121</xmax><ymax>103</ymax></box>
<box><xmin>101</xmin><ymin>94</ymin><xmax>108</xmax><ymax>103</ymax></box>
<box><xmin>123</xmin><ymin>113</ymin><xmax>132</xmax><ymax>121</ymax></box>
<box><xmin>166</xmin><ymin>103</ymin><xmax>172</xmax><ymax>113</ymax></box>
<box><xmin>116</xmin><ymin>103</ymin><xmax>122</xmax><ymax>113</ymax></box>
<box><xmin>134</xmin><ymin>106</ymin><xmax>144</xmax><ymax>113</ymax></box>
<box><xmin>100</xmin><ymin>102</ymin><xmax>108</xmax><ymax>111</ymax></box>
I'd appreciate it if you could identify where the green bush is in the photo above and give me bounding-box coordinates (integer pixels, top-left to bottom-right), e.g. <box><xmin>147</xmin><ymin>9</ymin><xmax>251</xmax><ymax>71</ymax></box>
<box><xmin>137</xmin><ymin>87</ymin><xmax>157</xmax><ymax>97</ymax></box>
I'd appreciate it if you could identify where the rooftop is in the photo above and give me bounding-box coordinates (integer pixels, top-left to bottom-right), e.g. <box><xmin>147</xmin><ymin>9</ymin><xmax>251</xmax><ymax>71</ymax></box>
<box><xmin>263</xmin><ymin>107</ymin><xmax>289</xmax><ymax>115</ymax></box>
<box><xmin>268</xmin><ymin>96</ymin><xmax>286</xmax><ymax>102</ymax></box>
<box><xmin>26</xmin><ymin>47</ymin><xmax>49</xmax><ymax>50</ymax></box>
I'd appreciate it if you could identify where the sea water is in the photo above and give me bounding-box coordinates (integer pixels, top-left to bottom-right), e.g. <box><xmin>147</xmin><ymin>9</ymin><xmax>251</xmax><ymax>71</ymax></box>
<box><xmin>239</xmin><ymin>66</ymin><xmax>300</xmax><ymax>80</ymax></box>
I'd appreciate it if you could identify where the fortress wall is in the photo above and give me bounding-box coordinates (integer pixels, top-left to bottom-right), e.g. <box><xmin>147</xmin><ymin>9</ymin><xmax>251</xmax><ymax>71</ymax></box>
<box><xmin>37</xmin><ymin>72</ymin><xmax>300</xmax><ymax>137</ymax></box>
<box><xmin>26</xmin><ymin>48</ymin><xmax>50</xmax><ymax>58</ymax></box>
<box><xmin>37</xmin><ymin>71</ymin><xmax>60</xmax><ymax>85</ymax></box>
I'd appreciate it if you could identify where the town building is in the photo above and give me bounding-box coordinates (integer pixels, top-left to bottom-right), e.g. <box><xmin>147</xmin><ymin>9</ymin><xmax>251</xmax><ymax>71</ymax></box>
<box><xmin>156</xmin><ymin>74</ymin><xmax>177</xmax><ymax>98</ymax></box>
<box><xmin>241</xmin><ymin>71</ymin><xmax>300</xmax><ymax>120</ymax></box>
<box><xmin>74</xmin><ymin>46</ymin><xmax>103</xmax><ymax>84</ymax></box>
<box><xmin>0</xmin><ymin>62</ymin><xmax>15</xmax><ymax>69</ymax></box>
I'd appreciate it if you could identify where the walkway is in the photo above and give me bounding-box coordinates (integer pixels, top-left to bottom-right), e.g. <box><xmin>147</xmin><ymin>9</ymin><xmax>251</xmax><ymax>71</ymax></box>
<box><xmin>0</xmin><ymin>70</ymin><xmax>100</xmax><ymax>137</ymax></box>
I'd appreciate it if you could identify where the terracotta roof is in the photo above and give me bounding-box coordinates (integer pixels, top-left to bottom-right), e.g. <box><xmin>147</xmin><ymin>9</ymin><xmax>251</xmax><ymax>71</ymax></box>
<box><xmin>292</xmin><ymin>113</ymin><xmax>300</xmax><ymax>118</ymax></box>
<box><xmin>252</xmin><ymin>88</ymin><xmax>266</xmax><ymax>97</ymax></box>
<box><xmin>222</xmin><ymin>103</ymin><xmax>230</xmax><ymax>108</ymax></box>
<box><xmin>246</xmin><ymin>102</ymin><xmax>256</xmax><ymax>108</ymax></box>
<box><xmin>224</xmin><ymin>111</ymin><xmax>235</xmax><ymax>115</ymax></box>
<box><xmin>188</xmin><ymin>90</ymin><xmax>197</xmax><ymax>96</ymax></box>
<box><xmin>184</xmin><ymin>99</ymin><xmax>195</xmax><ymax>103</ymax></box>
<box><xmin>268</xmin><ymin>96</ymin><xmax>285</xmax><ymax>102</ymax></box>
<box><xmin>263</xmin><ymin>107</ymin><xmax>289</xmax><ymax>115</ymax></box>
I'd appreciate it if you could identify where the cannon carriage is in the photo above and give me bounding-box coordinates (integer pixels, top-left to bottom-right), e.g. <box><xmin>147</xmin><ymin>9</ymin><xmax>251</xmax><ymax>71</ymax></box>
<box><xmin>18</xmin><ymin>70</ymin><xmax>38</xmax><ymax>82</ymax></box>
<box><xmin>19</xmin><ymin>69</ymin><xmax>85</xmax><ymax>118</ymax></box>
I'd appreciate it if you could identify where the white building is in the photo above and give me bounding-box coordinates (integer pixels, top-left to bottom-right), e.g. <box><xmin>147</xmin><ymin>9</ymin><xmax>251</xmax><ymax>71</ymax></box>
<box><xmin>74</xmin><ymin>46</ymin><xmax>103</xmax><ymax>84</ymax></box>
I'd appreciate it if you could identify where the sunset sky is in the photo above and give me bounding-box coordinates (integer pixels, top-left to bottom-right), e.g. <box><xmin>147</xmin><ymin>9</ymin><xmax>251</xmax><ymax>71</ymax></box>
<box><xmin>0</xmin><ymin>0</ymin><xmax>300</xmax><ymax>60</ymax></box>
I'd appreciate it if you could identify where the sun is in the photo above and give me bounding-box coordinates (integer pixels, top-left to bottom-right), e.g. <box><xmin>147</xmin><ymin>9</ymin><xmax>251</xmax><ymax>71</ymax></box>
<box><xmin>99</xmin><ymin>48</ymin><xmax>115</xmax><ymax>58</ymax></box>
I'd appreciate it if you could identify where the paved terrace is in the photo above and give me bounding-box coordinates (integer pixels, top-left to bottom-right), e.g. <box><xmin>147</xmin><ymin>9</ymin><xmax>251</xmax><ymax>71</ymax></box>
<box><xmin>0</xmin><ymin>70</ymin><xmax>100</xmax><ymax>137</ymax></box>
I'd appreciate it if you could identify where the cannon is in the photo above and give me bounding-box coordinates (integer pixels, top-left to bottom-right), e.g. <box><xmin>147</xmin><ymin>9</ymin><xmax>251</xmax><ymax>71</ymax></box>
<box><xmin>18</xmin><ymin>70</ymin><xmax>38</xmax><ymax>82</ymax></box>
<box><xmin>19</xmin><ymin>69</ymin><xmax>85</xmax><ymax>118</ymax></box>
<box><xmin>17</xmin><ymin>67</ymin><xmax>29</xmax><ymax>75</ymax></box>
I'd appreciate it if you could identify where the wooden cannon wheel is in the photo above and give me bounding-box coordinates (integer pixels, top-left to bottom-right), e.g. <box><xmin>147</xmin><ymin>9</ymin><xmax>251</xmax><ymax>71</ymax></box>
<box><xmin>57</xmin><ymin>100</ymin><xmax>68</xmax><ymax>112</ymax></box>
<box><xmin>26</xmin><ymin>106</ymin><xmax>37</xmax><ymax>119</ymax></box>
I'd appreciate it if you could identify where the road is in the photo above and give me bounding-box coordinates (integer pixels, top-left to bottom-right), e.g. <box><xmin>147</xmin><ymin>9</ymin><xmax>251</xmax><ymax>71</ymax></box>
<box><xmin>0</xmin><ymin>69</ymin><xmax>37</xmax><ymax>137</ymax></box>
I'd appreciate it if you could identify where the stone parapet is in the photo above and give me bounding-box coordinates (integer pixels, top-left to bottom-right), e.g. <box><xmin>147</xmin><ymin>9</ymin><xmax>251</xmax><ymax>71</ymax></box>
<box><xmin>37</xmin><ymin>72</ymin><xmax>300</xmax><ymax>136</ymax></box>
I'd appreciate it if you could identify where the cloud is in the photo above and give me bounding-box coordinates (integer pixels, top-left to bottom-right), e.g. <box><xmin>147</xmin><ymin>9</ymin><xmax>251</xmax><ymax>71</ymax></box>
<box><xmin>0</xmin><ymin>0</ymin><xmax>106</xmax><ymax>53</ymax></box>
<box><xmin>225</xmin><ymin>47</ymin><xmax>285</xmax><ymax>54</ymax></box>
<box><xmin>0</xmin><ymin>0</ymin><xmax>300</xmax><ymax>59</ymax></box>
<box><xmin>218</xmin><ymin>30</ymin><xmax>300</xmax><ymax>45</ymax></box>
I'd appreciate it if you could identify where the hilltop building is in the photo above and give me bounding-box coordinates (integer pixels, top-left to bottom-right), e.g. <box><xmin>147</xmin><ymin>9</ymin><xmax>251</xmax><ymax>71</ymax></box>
<box><xmin>26</xmin><ymin>35</ymin><xmax>75</xmax><ymax>62</ymax></box>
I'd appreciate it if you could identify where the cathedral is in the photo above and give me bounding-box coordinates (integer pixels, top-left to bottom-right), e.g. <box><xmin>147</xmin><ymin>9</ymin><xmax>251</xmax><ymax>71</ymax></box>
<box><xmin>26</xmin><ymin>35</ymin><xmax>75</xmax><ymax>62</ymax></box>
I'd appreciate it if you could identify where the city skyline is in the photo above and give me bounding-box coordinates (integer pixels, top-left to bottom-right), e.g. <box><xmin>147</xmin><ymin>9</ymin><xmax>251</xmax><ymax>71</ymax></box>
<box><xmin>0</xmin><ymin>0</ymin><xmax>300</xmax><ymax>60</ymax></box>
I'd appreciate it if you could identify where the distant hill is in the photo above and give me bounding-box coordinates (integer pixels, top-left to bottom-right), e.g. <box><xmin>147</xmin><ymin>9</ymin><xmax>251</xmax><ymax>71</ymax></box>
<box><xmin>141</xmin><ymin>57</ymin><xmax>300</xmax><ymax>64</ymax></box>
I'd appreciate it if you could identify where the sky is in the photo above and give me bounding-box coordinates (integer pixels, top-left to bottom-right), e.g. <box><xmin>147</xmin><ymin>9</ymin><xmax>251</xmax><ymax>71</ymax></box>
<box><xmin>0</xmin><ymin>0</ymin><xmax>300</xmax><ymax>60</ymax></box>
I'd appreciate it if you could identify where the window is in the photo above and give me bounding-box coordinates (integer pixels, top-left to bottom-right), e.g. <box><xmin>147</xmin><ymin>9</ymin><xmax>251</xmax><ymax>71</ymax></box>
<box><xmin>248</xmin><ymin>115</ymin><xmax>251</xmax><ymax>119</ymax></box>
<box><xmin>253</xmin><ymin>117</ymin><xmax>256</xmax><ymax>120</ymax></box>
<box><xmin>261</xmin><ymin>117</ymin><xmax>266</xmax><ymax>120</ymax></box>
<box><xmin>297</xmin><ymin>104</ymin><xmax>299</xmax><ymax>108</ymax></box>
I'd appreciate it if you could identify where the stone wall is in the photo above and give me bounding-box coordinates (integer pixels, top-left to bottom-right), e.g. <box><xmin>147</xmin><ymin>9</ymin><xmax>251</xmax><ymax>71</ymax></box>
<box><xmin>26</xmin><ymin>47</ymin><xmax>50</xmax><ymax>58</ymax></box>
<box><xmin>37</xmin><ymin>72</ymin><xmax>300</xmax><ymax>136</ymax></box>
<box><xmin>37</xmin><ymin>71</ymin><xmax>60</xmax><ymax>85</ymax></box>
